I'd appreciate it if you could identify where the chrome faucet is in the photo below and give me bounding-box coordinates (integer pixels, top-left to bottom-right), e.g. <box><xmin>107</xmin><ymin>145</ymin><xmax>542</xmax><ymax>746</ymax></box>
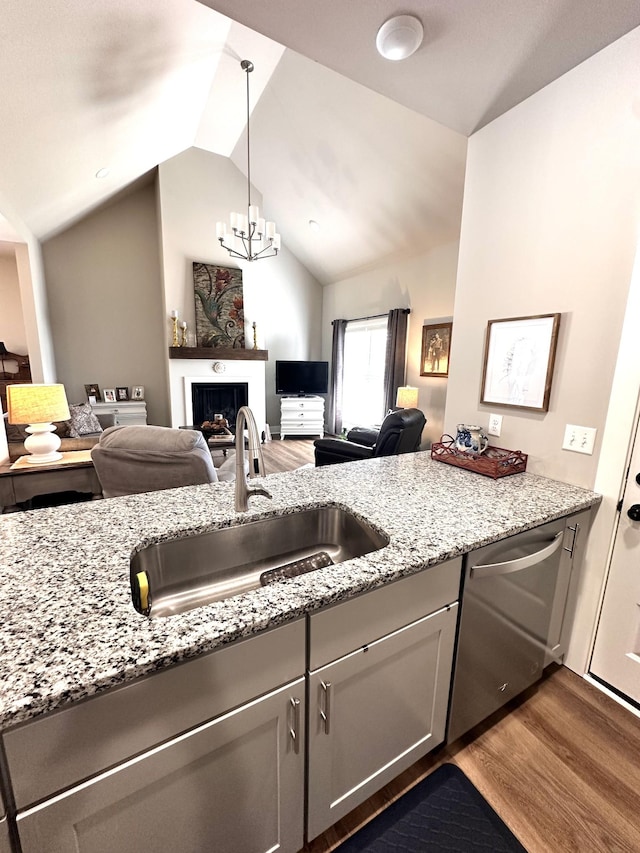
<box><xmin>234</xmin><ymin>406</ymin><xmax>272</xmax><ymax>512</ymax></box>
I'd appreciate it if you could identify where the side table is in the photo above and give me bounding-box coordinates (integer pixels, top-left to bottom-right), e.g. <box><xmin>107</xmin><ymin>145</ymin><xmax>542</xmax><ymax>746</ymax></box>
<box><xmin>0</xmin><ymin>451</ymin><xmax>102</xmax><ymax>512</ymax></box>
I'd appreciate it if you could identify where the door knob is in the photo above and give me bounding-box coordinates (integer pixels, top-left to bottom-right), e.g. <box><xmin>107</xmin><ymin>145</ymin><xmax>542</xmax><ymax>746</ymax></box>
<box><xmin>627</xmin><ymin>504</ymin><xmax>640</xmax><ymax>521</ymax></box>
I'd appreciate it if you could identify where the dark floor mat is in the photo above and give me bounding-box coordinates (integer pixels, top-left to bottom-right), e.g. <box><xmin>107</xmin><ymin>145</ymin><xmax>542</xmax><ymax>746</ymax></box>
<box><xmin>336</xmin><ymin>763</ymin><xmax>527</xmax><ymax>852</ymax></box>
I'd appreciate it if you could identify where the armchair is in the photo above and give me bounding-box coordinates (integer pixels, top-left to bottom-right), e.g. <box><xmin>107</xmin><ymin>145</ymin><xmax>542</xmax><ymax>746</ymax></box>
<box><xmin>91</xmin><ymin>425</ymin><xmax>236</xmax><ymax>498</ymax></box>
<box><xmin>314</xmin><ymin>408</ymin><xmax>426</xmax><ymax>467</ymax></box>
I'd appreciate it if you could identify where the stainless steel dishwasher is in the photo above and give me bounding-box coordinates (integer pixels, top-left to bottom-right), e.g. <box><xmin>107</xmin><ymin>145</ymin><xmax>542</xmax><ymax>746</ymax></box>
<box><xmin>447</xmin><ymin>513</ymin><xmax>585</xmax><ymax>743</ymax></box>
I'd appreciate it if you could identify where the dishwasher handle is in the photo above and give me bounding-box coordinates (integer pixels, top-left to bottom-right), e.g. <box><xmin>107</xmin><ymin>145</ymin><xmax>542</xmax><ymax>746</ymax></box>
<box><xmin>470</xmin><ymin>531</ymin><xmax>564</xmax><ymax>579</ymax></box>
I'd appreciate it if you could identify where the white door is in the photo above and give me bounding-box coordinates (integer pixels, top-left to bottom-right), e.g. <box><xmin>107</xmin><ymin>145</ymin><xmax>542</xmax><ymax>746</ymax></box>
<box><xmin>590</xmin><ymin>414</ymin><xmax>640</xmax><ymax>705</ymax></box>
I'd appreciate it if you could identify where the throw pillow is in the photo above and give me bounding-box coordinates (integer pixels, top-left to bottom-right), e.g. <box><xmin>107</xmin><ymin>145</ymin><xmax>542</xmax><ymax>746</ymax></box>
<box><xmin>68</xmin><ymin>403</ymin><xmax>103</xmax><ymax>438</ymax></box>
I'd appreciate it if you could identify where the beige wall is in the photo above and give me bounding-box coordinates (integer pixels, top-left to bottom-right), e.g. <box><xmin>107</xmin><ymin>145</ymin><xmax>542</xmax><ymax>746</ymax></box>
<box><xmin>322</xmin><ymin>240</ymin><xmax>460</xmax><ymax>446</ymax></box>
<box><xmin>0</xmin><ymin>247</ymin><xmax>27</xmax><ymax>352</ymax></box>
<box><xmin>158</xmin><ymin>147</ymin><xmax>323</xmax><ymax>430</ymax></box>
<box><xmin>41</xmin><ymin>178</ymin><xmax>169</xmax><ymax>425</ymax></box>
<box><xmin>445</xmin><ymin>26</ymin><xmax>640</xmax><ymax>673</ymax></box>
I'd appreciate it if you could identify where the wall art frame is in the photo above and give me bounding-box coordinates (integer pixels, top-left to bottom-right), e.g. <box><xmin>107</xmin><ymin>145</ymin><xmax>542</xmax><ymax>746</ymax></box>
<box><xmin>132</xmin><ymin>386</ymin><xmax>145</xmax><ymax>401</ymax></box>
<box><xmin>420</xmin><ymin>321</ymin><xmax>452</xmax><ymax>377</ymax></box>
<box><xmin>192</xmin><ymin>262</ymin><xmax>245</xmax><ymax>349</ymax></box>
<box><xmin>480</xmin><ymin>313</ymin><xmax>561</xmax><ymax>412</ymax></box>
<box><xmin>103</xmin><ymin>388</ymin><xmax>116</xmax><ymax>403</ymax></box>
<box><xmin>116</xmin><ymin>386</ymin><xmax>129</xmax><ymax>401</ymax></box>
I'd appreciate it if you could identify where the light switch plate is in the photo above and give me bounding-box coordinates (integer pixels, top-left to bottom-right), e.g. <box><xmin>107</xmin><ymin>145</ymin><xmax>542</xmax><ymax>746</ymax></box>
<box><xmin>487</xmin><ymin>413</ymin><xmax>502</xmax><ymax>437</ymax></box>
<box><xmin>562</xmin><ymin>424</ymin><xmax>597</xmax><ymax>455</ymax></box>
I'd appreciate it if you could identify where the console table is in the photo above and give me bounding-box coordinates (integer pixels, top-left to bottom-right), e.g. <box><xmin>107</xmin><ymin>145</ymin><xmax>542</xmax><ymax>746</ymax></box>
<box><xmin>280</xmin><ymin>396</ymin><xmax>325</xmax><ymax>440</ymax></box>
<box><xmin>0</xmin><ymin>451</ymin><xmax>102</xmax><ymax>512</ymax></box>
<box><xmin>91</xmin><ymin>401</ymin><xmax>147</xmax><ymax>426</ymax></box>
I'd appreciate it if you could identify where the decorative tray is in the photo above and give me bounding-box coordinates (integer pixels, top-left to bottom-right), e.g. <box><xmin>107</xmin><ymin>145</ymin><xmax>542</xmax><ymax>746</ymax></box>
<box><xmin>431</xmin><ymin>439</ymin><xmax>528</xmax><ymax>479</ymax></box>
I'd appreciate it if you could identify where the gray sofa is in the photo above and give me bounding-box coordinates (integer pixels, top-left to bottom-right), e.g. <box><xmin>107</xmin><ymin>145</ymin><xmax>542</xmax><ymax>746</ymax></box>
<box><xmin>91</xmin><ymin>425</ymin><xmax>236</xmax><ymax>498</ymax></box>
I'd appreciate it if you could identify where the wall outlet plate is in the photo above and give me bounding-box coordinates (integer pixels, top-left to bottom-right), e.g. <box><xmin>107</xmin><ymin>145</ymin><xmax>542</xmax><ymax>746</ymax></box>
<box><xmin>487</xmin><ymin>413</ymin><xmax>502</xmax><ymax>437</ymax></box>
<box><xmin>562</xmin><ymin>424</ymin><xmax>597</xmax><ymax>455</ymax></box>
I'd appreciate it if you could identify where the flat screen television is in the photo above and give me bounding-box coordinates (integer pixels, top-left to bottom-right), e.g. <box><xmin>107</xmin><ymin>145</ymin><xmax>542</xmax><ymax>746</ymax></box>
<box><xmin>275</xmin><ymin>360</ymin><xmax>329</xmax><ymax>396</ymax></box>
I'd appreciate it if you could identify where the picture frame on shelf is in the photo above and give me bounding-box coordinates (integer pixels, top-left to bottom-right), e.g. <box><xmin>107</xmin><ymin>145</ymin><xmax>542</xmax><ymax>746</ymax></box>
<box><xmin>116</xmin><ymin>386</ymin><xmax>129</xmax><ymax>401</ymax></box>
<box><xmin>103</xmin><ymin>388</ymin><xmax>116</xmax><ymax>403</ymax></box>
<box><xmin>132</xmin><ymin>386</ymin><xmax>145</xmax><ymax>401</ymax></box>
<box><xmin>480</xmin><ymin>313</ymin><xmax>561</xmax><ymax>412</ymax></box>
<box><xmin>420</xmin><ymin>321</ymin><xmax>452</xmax><ymax>377</ymax></box>
<box><xmin>84</xmin><ymin>383</ymin><xmax>101</xmax><ymax>403</ymax></box>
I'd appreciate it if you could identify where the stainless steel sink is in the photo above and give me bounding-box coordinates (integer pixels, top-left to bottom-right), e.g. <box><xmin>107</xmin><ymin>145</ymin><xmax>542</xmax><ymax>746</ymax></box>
<box><xmin>131</xmin><ymin>505</ymin><xmax>388</xmax><ymax>617</ymax></box>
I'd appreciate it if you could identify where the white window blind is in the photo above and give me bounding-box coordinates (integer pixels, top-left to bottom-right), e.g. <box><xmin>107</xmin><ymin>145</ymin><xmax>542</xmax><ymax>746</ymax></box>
<box><xmin>342</xmin><ymin>317</ymin><xmax>388</xmax><ymax>430</ymax></box>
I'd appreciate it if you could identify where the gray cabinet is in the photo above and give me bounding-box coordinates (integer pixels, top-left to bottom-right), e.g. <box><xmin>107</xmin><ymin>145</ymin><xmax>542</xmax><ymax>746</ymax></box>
<box><xmin>0</xmin><ymin>819</ymin><xmax>11</xmax><ymax>853</ymax></box>
<box><xmin>306</xmin><ymin>561</ymin><xmax>460</xmax><ymax>841</ymax></box>
<box><xmin>17</xmin><ymin>678</ymin><xmax>305</xmax><ymax>853</ymax></box>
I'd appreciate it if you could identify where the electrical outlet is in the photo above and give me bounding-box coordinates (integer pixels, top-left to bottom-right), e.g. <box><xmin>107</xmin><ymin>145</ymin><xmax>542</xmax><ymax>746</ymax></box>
<box><xmin>562</xmin><ymin>424</ymin><xmax>597</xmax><ymax>455</ymax></box>
<box><xmin>487</xmin><ymin>413</ymin><xmax>502</xmax><ymax>437</ymax></box>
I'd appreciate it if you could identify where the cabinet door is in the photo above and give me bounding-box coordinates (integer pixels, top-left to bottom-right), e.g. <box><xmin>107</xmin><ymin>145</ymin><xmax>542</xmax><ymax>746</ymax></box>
<box><xmin>18</xmin><ymin>678</ymin><xmax>305</xmax><ymax>853</ymax></box>
<box><xmin>0</xmin><ymin>818</ymin><xmax>12</xmax><ymax>853</ymax></box>
<box><xmin>307</xmin><ymin>605</ymin><xmax>457</xmax><ymax>840</ymax></box>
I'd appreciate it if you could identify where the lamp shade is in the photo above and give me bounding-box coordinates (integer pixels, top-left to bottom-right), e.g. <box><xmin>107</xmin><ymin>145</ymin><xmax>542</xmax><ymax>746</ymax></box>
<box><xmin>7</xmin><ymin>383</ymin><xmax>70</xmax><ymax>425</ymax></box>
<box><xmin>395</xmin><ymin>386</ymin><xmax>419</xmax><ymax>409</ymax></box>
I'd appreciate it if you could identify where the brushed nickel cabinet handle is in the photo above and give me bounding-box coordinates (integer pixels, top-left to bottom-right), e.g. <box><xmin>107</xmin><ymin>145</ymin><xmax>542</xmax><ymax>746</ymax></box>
<box><xmin>320</xmin><ymin>680</ymin><xmax>332</xmax><ymax>735</ymax></box>
<box><xmin>289</xmin><ymin>696</ymin><xmax>301</xmax><ymax>754</ymax></box>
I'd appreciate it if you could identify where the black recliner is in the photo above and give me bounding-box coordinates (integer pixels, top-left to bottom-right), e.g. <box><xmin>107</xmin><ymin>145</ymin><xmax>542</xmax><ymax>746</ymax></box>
<box><xmin>314</xmin><ymin>408</ymin><xmax>426</xmax><ymax>467</ymax></box>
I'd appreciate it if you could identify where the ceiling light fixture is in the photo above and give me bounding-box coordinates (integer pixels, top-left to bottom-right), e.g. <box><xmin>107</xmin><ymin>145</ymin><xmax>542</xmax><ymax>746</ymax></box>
<box><xmin>376</xmin><ymin>15</ymin><xmax>424</xmax><ymax>61</ymax></box>
<box><xmin>216</xmin><ymin>59</ymin><xmax>280</xmax><ymax>261</ymax></box>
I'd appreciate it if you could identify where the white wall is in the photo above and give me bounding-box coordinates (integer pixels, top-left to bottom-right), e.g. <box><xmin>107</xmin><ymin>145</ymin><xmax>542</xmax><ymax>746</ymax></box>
<box><xmin>0</xmin><ymin>248</ymin><xmax>27</xmax><ymax>352</ymax></box>
<box><xmin>322</xmin><ymin>240</ymin><xmax>460</xmax><ymax>445</ymax></box>
<box><xmin>158</xmin><ymin>147</ymin><xmax>323</xmax><ymax>430</ymax></box>
<box><xmin>445</xmin><ymin>26</ymin><xmax>640</xmax><ymax>673</ymax></box>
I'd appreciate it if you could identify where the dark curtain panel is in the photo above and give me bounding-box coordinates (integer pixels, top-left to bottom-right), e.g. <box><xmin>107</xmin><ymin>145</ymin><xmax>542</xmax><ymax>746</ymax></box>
<box><xmin>328</xmin><ymin>319</ymin><xmax>347</xmax><ymax>435</ymax></box>
<box><xmin>383</xmin><ymin>308</ymin><xmax>410</xmax><ymax>412</ymax></box>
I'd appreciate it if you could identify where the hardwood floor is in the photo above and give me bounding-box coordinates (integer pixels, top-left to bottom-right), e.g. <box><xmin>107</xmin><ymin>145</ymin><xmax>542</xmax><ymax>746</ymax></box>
<box><xmin>260</xmin><ymin>437</ymin><xmax>316</xmax><ymax>475</ymax></box>
<box><xmin>304</xmin><ymin>665</ymin><xmax>640</xmax><ymax>853</ymax></box>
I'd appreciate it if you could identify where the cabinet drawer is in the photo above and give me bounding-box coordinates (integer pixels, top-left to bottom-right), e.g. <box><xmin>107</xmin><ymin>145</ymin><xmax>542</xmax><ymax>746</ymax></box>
<box><xmin>309</xmin><ymin>559</ymin><xmax>460</xmax><ymax>669</ymax></box>
<box><xmin>4</xmin><ymin>619</ymin><xmax>304</xmax><ymax>809</ymax></box>
<box><xmin>281</xmin><ymin>399</ymin><xmax>324</xmax><ymax>412</ymax></box>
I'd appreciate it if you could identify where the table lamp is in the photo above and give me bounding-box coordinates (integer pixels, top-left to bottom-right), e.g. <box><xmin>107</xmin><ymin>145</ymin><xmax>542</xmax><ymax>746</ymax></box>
<box><xmin>395</xmin><ymin>386</ymin><xmax>419</xmax><ymax>409</ymax></box>
<box><xmin>7</xmin><ymin>383</ymin><xmax>70</xmax><ymax>464</ymax></box>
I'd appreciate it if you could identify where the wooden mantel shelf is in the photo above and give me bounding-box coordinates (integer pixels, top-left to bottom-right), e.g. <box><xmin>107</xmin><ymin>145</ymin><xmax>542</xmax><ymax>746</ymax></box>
<box><xmin>169</xmin><ymin>347</ymin><xmax>268</xmax><ymax>361</ymax></box>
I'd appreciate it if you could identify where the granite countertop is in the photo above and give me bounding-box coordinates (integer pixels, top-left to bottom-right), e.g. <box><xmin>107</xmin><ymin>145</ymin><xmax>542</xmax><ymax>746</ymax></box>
<box><xmin>0</xmin><ymin>453</ymin><xmax>600</xmax><ymax>731</ymax></box>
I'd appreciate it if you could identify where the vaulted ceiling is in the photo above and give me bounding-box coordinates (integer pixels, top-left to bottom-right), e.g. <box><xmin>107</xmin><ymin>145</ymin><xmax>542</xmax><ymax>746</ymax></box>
<box><xmin>1</xmin><ymin>1</ymin><xmax>639</xmax><ymax>284</ymax></box>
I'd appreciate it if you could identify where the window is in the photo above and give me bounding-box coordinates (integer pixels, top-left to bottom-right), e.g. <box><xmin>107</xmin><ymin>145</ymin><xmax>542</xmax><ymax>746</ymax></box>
<box><xmin>342</xmin><ymin>317</ymin><xmax>388</xmax><ymax>429</ymax></box>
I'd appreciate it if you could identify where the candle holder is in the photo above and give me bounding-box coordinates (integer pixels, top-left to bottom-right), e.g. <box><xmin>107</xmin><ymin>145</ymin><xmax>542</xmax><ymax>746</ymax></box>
<box><xmin>181</xmin><ymin>322</ymin><xmax>188</xmax><ymax>347</ymax></box>
<box><xmin>252</xmin><ymin>321</ymin><xmax>258</xmax><ymax>350</ymax></box>
<box><xmin>171</xmin><ymin>314</ymin><xmax>180</xmax><ymax>347</ymax></box>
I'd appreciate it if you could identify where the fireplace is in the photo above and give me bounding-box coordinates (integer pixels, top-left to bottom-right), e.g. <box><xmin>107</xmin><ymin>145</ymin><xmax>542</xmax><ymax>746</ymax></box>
<box><xmin>191</xmin><ymin>383</ymin><xmax>249</xmax><ymax>429</ymax></box>
<box><xmin>172</xmin><ymin>362</ymin><xmax>266</xmax><ymax>436</ymax></box>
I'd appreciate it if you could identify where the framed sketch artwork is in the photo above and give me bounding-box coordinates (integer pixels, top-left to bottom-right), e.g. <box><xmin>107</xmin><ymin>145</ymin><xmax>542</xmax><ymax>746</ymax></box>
<box><xmin>480</xmin><ymin>313</ymin><xmax>561</xmax><ymax>412</ymax></box>
<box><xmin>421</xmin><ymin>322</ymin><xmax>452</xmax><ymax>377</ymax></box>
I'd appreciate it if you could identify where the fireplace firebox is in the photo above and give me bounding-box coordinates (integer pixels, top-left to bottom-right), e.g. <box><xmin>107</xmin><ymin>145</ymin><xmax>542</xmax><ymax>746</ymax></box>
<box><xmin>191</xmin><ymin>383</ymin><xmax>249</xmax><ymax>428</ymax></box>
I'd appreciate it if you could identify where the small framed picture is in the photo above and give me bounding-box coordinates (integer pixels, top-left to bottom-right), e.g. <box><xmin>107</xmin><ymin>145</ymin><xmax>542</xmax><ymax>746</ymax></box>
<box><xmin>421</xmin><ymin>322</ymin><xmax>453</xmax><ymax>378</ymax></box>
<box><xmin>132</xmin><ymin>386</ymin><xmax>145</xmax><ymax>401</ymax></box>
<box><xmin>480</xmin><ymin>313</ymin><xmax>561</xmax><ymax>412</ymax></box>
<box><xmin>84</xmin><ymin>383</ymin><xmax>101</xmax><ymax>403</ymax></box>
<box><xmin>103</xmin><ymin>388</ymin><xmax>116</xmax><ymax>403</ymax></box>
<box><xmin>116</xmin><ymin>386</ymin><xmax>130</xmax><ymax>401</ymax></box>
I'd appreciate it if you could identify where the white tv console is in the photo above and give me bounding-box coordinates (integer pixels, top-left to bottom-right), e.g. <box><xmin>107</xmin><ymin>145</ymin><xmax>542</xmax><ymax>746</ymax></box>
<box><xmin>280</xmin><ymin>396</ymin><xmax>325</xmax><ymax>440</ymax></box>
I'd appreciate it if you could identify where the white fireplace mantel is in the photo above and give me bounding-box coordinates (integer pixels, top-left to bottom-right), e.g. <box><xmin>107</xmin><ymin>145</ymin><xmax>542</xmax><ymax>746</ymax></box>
<box><xmin>169</xmin><ymin>358</ymin><xmax>266</xmax><ymax>434</ymax></box>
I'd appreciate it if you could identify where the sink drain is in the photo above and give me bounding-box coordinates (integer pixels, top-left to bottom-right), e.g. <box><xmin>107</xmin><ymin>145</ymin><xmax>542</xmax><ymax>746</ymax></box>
<box><xmin>260</xmin><ymin>551</ymin><xmax>334</xmax><ymax>586</ymax></box>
